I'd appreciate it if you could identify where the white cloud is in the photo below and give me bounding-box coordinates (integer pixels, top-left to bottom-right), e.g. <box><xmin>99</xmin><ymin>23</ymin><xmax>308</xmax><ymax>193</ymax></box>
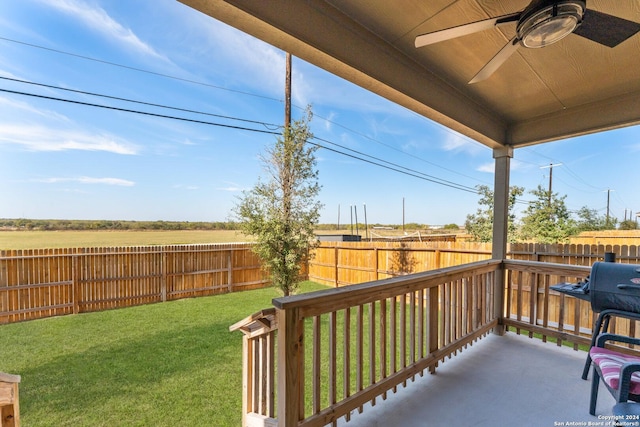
<box><xmin>35</xmin><ymin>176</ymin><xmax>135</xmax><ymax>186</ymax></box>
<box><xmin>477</xmin><ymin>162</ymin><xmax>494</xmax><ymax>173</ymax></box>
<box><xmin>441</xmin><ymin>131</ymin><xmax>484</xmax><ymax>155</ymax></box>
<box><xmin>217</xmin><ymin>181</ymin><xmax>244</xmax><ymax>192</ymax></box>
<box><xmin>477</xmin><ymin>159</ymin><xmax>525</xmax><ymax>174</ymax></box>
<box><xmin>36</xmin><ymin>0</ymin><xmax>167</xmax><ymax>61</ymax></box>
<box><xmin>0</xmin><ymin>123</ymin><xmax>139</xmax><ymax>154</ymax></box>
<box><xmin>0</xmin><ymin>96</ymin><xmax>70</xmax><ymax>122</ymax></box>
<box><xmin>172</xmin><ymin>184</ymin><xmax>199</xmax><ymax>190</ymax></box>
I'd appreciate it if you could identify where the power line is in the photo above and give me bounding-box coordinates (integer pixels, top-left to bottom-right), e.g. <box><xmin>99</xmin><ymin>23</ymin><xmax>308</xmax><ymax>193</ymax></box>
<box><xmin>0</xmin><ymin>88</ymin><xmax>282</xmax><ymax>135</ymax></box>
<box><xmin>308</xmin><ymin>139</ymin><xmax>478</xmax><ymax>193</ymax></box>
<box><xmin>311</xmin><ymin>136</ymin><xmax>479</xmax><ymax>193</ymax></box>
<box><xmin>0</xmin><ymin>76</ymin><xmax>282</xmax><ymax>131</ymax></box>
<box><xmin>2</xmin><ymin>36</ymin><xmax>488</xmax><ymax>187</ymax></box>
<box><xmin>0</xmin><ymin>86</ymin><xmax>481</xmax><ymax>193</ymax></box>
<box><xmin>0</xmin><ymin>36</ymin><xmax>282</xmax><ymax>103</ymax></box>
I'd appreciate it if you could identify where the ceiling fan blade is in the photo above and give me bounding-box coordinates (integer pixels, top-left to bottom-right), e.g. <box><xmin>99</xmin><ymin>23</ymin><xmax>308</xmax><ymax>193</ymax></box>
<box><xmin>415</xmin><ymin>13</ymin><xmax>519</xmax><ymax>48</ymax></box>
<box><xmin>468</xmin><ymin>36</ymin><xmax>519</xmax><ymax>84</ymax></box>
<box><xmin>573</xmin><ymin>9</ymin><xmax>640</xmax><ymax>48</ymax></box>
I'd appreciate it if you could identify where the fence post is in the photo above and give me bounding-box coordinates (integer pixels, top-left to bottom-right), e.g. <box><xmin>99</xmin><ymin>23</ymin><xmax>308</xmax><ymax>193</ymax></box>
<box><xmin>277</xmin><ymin>306</ymin><xmax>303</xmax><ymax>427</ymax></box>
<box><xmin>161</xmin><ymin>248</ymin><xmax>167</xmax><ymax>303</ymax></box>
<box><xmin>0</xmin><ymin>251</ymin><xmax>7</xmax><ymax>324</ymax></box>
<box><xmin>72</xmin><ymin>249</ymin><xmax>84</xmax><ymax>314</ymax></box>
<box><xmin>334</xmin><ymin>247</ymin><xmax>339</xmax><ymax>287</ymax></box>
<box><xmin>374</xmin><ymin>247</ymin><xmax>379</xmax><ymax>281</ymax></box>
<box><xmin>72</xmin><ymin>253</ymin><xmax>78</xmax><ymax>314</ymax></box>
<box><xmin>227</xmin><ymin>249</ymin><xmax>233</xmax><ymax>293</ymax></box>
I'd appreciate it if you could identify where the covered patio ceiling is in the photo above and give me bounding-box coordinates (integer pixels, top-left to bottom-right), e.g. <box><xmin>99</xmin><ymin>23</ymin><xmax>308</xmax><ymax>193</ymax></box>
<box><xmin>179</xmin><ymin>0</ymin><xmax>640</xmax><ymax>150</ymax></box>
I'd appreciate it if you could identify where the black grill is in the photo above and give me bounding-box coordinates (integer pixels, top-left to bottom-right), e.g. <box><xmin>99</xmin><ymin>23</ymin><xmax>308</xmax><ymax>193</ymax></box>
<box><xmin>548</xmin><ymin>255</ymin><xmax>640</xmax><ymax>381</ymax></box>
<box><xmin>589</xmin><ymin>261</ymin><xmax>640</xmax><ymax>314</ymax></box>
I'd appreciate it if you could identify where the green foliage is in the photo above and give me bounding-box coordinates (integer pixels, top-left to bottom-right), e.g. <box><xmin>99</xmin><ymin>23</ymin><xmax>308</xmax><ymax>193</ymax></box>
<box><xmin>403</xmin><ymin>222</ymin><xmax>426</xmax><ymax>230</ymax></box>
<box><xmin>574</xmin><ymin>206</ymin><xmax>617</xmax><ymax>232</ymax></box>
<box><xmin>390</xmin><ymin>242</ymin><xmax>417</xmax><ymax>275</ymax></box>
<box><xmin>234</xmin><ymin>108</ymin><xmax>323</xmax><ymax>296</ymax></box>
<box><xmin>0</xmin><ymin>218</ymin><xmax>238</xmax><ymax>231</ymax></box>
<box><xmin>619</xmin><ymin>220</ymin><xmax>638</xmax><ymax>230</ymax></box>
<box><xmin>443</xmin><ymin>223</ymin><xmax>459</xmax><ymax>230</ymax></box>
<box><xmin>519</xmin><ymin>185</ymin><xmax>575</xmax><ymax>243</ymax></box>
<box><xmin>464</xmin><ymin>184</ymin><xmax>523</xmax><ymax>242</ymax></box>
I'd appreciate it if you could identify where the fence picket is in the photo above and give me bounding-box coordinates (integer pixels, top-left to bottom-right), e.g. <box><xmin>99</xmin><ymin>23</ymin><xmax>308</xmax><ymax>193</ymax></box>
<box><xmin>0</xmin><ymin>243</ymin><xmax>266</xmax><ymax>323</ymax></box>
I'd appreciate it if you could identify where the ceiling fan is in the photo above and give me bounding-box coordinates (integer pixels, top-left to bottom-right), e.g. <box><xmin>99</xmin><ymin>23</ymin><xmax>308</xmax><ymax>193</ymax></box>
<box><xmin>415</xmin><ymin>0</ymin><xmax>640</xmax><ymax>84</ymax></box>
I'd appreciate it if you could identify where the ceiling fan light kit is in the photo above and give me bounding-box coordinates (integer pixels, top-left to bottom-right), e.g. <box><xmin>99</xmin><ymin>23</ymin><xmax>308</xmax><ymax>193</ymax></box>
<box><xmin>517</xmin><ymin>1</ymin><xmax>585</xmax><ymax>48</ymax></box>
<box><xmin>415</xmin><ymin>0</ymin><xmax>640</xmax><ymax>83</ymax></box>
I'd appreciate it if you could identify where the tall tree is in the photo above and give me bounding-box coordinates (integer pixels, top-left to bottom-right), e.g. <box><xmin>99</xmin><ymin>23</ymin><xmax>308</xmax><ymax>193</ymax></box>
<box><xmin>234</xmin><ymin>108</ymin><xmax>322</xmax><ymax>296</ymax></box>
<box><xmin>464</xmin><ymin>184</ymin><xmax>523</xmax><ymax>242</ymax></box>
<box><xmin>574</xmin><ymin>206</ymin><xmax>616</xmax><ymax>232</ymax></box>
<box><xmin>520</xmin><ymin>185</ymin><xmax>575</xmax><ymax>243</ymax></box>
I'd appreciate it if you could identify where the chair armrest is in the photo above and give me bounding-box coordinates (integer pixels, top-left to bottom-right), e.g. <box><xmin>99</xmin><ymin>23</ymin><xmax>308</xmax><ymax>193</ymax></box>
<box><xmin>618</xmin><ymin>363</ymin><xmax>640</xmax><ymax>401</ymax></box>
<box><xmin>595</xmin><ymin>333</ymin><xmax>640</xmax><ymax>348</ymax></box>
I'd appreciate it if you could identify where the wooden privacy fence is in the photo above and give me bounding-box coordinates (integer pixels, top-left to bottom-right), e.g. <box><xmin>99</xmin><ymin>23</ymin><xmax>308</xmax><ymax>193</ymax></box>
<box><xmin>309</xmin><ymin>241</ymin><xmax>493</xmax><ymax>286</ymax></box>
<box><xmin>4</xmin><ymin>240</ymin><xmax>640</xmax><ymax>325</ymax></box>
<box><xmin>310</xmin><ymin>241</ymin><xmax>640</xmax><ymax>287</ymax></box>
<box><xmin>0</xmin><ymin>243</ymin><xmax>268</xmax><ymax>324</ymax></box>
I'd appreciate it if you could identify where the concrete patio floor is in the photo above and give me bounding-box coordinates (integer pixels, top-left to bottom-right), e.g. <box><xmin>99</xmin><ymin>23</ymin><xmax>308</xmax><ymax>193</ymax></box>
<box><xmin>338</xmin><ymin>332</ymin><xmax>617</xmax><ymax>427</ymax></box>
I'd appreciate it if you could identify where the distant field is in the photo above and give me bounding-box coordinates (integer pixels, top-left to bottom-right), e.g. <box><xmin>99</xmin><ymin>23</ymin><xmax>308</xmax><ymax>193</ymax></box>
<box><xmin>0</xmin><ymin>230</ymin><xmax>254</xmax><ymax>250</ymax></box>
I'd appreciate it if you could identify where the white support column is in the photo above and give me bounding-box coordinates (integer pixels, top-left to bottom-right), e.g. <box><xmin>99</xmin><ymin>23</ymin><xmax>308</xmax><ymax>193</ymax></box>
<box><xmin>492</xmin><ymin>146</ymin><xmax>513</xmax><ymax>335</ymax></box>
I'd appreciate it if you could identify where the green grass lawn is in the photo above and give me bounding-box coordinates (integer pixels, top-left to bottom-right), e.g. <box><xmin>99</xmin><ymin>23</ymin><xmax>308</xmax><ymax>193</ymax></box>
<box><xmin>0</xmin><ymin>282</ymin><xmax>329</xmax><ymax>427</ymax></box>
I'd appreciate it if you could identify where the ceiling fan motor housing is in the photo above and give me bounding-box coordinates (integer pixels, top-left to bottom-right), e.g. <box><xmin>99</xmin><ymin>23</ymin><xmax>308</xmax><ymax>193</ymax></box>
<box><xmin>517</xmin><ymin>0</ymin><xmax>586</xmax><ymax>48</ymax></box>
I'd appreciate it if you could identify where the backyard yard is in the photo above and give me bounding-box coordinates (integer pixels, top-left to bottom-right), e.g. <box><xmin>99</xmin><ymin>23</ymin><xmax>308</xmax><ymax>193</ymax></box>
<box><xmin>0</xmin><ymin>281</ymin><xmax>329</xmax><ymax>426</ymax></box>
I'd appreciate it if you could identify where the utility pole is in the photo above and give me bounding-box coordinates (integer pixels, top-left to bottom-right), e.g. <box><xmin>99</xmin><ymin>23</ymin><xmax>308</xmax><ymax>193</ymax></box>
<box><xmin>540</xmin><ymin>163</ymin><xmax>562</xmax><ymax>208</ymax></box>
<box><xmin>363</xmin><ymin>203</ymin><xmax>368</xmax><ymax>240</ymax></box>
<box><xmin>402</xmin><ymin>197</ymin><xmax>405</xmax><ymax>232</ymax></box>
<box><xmin>606</xmin><ymin>189</ymin><xmax>612</xmax><ymax>224</ymax></box>
<box><xmin>350</xmin><ymin>205</ymin><xmax>354</xmax><ymax>235</ymax></box>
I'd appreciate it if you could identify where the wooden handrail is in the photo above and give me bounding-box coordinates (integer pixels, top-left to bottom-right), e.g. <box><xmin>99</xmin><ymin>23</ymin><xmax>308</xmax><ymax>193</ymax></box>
<box><xmin>0</xmin><ymin>372</ymin><xmax>20</xmax><ymax>427</ymax></box>
<box><xmin>273</xmin><ymin>260</ymin><xmax>501</xmax><ymax>314</ymax></box>
<box><xmin>275</xmin><ymin>260</ymin><xmax>501</xmax><ymax>427</ymax></box>
<box><xmin>235</xmin><ymin>259</ymin><xmax>639</xmax><ymax>427</ymax></box>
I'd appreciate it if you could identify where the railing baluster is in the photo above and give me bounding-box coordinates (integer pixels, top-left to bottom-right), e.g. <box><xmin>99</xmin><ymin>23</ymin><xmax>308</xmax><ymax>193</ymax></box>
<box><xmin>400</xmin><ymin>292</ymin><xmax>407</xmax><ymax>385</ymax></box>
<box><xmin>390</xmin><ymin>295</ymin><xmax>397</xmax><ymax>392</ymax></box>
<box><xmin>409</xmin><ymin>290</ymin><xmax>416</xmax><ymax>378</ymax></box>
<box><xmin>329</xmin><ymin>311</ymin><xmax>337</xmax><ymax>427</ymax></box>
<box><xmin>417</xmin><ymin>289</ymin><xmax>424</xmax><ymax>369</ymax></box>
<box><xmin>380</xmin><ymin>298</ymin><xmax>387</xmax><ymax>398</ymax></box>
<box><xmin>343</xmin><ymin>307</ymin><xmax>351</xmax><ymax>422</ymax></box>
<box><xmin>356</xmin><ymin>304</ymin><xmax>363</xmax><ymax>414</ymax></box>
<box><xmin>312</xmin><ymin>316</ymin><xmax>321</xmax><ymax>415</ymax></box>
<box><xmin>368</xmin><ymin>302</ymin><xmax>376</xmax><ymax>406</ymax></box>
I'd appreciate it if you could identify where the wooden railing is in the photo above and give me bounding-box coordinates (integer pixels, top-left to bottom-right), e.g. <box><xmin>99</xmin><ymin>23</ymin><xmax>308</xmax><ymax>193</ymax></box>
<box><xmin>0</xmin><ymin>244</ymin><xmax>267</xmax><ymax>324</ymax></box>
<box><xmin>236</xmin><ymin>259</ymin><xmax>640</xmax><ymax>427</ymax></box>
<box><xmin>272</xmin><ymin>260</ymin><xmax>500</xmax><ymax>427</ymax></box>
<box><xmin>503</xmin><ymin>260</ymin><xmax>592</xmax><ymax>347</ymax></box>
<box><xmin>229</xmin><ymin>309</ymin><xmax>278</xmax><ymax>427</ymax></box>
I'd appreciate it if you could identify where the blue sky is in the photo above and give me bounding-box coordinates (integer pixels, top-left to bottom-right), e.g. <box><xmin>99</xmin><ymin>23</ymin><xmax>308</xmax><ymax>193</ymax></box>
<box><xmin>0</xmin><ymin>0</ymin><xmax>638</xmax><ymax>226</ymax></box>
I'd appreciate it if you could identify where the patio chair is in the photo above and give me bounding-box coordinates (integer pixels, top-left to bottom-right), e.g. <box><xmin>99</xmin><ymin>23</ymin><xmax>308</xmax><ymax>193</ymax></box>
<box><xmin>589</xmin><ymin>333</ymin><xmax>640</xmax><ymax>415</ymax></box>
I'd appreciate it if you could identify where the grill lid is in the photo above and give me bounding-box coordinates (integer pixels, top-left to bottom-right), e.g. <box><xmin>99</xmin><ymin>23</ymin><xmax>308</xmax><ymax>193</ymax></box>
<box><xmin>590</xmin><ymin>262</ymin><xmax>640</xmax><ymax>314</ymax></box>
